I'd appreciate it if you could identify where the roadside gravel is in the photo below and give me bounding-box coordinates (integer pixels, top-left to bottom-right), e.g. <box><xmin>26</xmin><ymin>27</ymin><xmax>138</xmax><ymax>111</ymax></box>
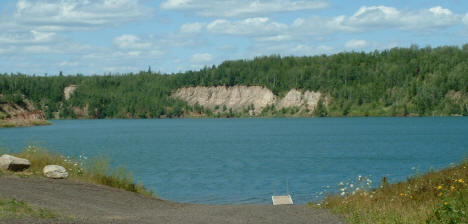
<box><xmin>0</xmin><ymin>175</ymin><xmax>345</xmax><ymax>224</ymax></box>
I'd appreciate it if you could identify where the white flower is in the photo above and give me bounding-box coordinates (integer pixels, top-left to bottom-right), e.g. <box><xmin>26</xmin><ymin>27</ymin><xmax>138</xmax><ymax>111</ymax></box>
<box><xmin>340</xmin><ymin>192</ymin><xmax>346</xmax><ymax>196</ymax></box>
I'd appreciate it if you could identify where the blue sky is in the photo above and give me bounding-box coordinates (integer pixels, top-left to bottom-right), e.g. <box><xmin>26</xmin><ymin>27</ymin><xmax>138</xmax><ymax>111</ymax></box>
<box><xmin>0</xmin><ymin>0</ymin><xmax>467</xmax><ymax>75</ymax></box>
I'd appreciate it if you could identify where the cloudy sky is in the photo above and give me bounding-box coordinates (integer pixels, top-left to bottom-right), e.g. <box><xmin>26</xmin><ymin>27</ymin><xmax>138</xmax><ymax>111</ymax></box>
<box><xmin>1</xmin><ymin>0</ymin><xmax>467</xmax><ymax>75</ymax></box>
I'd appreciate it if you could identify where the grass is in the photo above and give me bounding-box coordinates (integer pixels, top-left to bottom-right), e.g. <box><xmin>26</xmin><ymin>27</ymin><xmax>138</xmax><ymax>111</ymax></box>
<box><xmin>0</xmin><ymin>120</ymin><xmax>51</xmax><ymax>128</ymax></box>
<box><xmin>322</xmin><ymin>161</ymin><xmax>468</xmax><ymax>224</ymax></box>
<box><xmin>0</xmin><ymin>197</ymin><xmax>58</xmax><ymax>219</ymax></box>
<box><xmin>5</xmin><ymin>146</ymin><xmax>153</xmax><ymax>196</ymax></box>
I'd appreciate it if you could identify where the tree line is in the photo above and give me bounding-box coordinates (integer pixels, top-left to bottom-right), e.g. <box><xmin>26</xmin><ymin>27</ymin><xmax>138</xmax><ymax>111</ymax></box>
<box><xmin>1</xmin><ymin>45</ymin><xmax>467</xmax><ymax>119</ymax></box>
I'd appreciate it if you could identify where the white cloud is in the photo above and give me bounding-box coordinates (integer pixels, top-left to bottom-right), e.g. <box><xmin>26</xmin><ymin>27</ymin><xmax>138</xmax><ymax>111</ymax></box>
<box><xmin>250</xmin><ymin>43</ymin><xmax>334</xmax><ymax>56</ymax></box>
<box><xmin>207</xmin><ymin>17</ymin><xmax>286</xmax><ymax>36</ymax></box>
<box><xmin>22</xmin><ymin>45</ymin><xmax>55</xmax><ymax>54</ymax></box>
<box><xmin>0</xmin><ymin>30</ymin><xmax>56</xmax><ymax>45</ymax></box>
<box><xmin>344</xmin><ymin>5</ymin><xmax>460</xmax><ymax>31</ymax></box>
<box><xmin>204</xmin><ymin>5</ymin><xmax>464</xmax><ymax>41</ymax></box>
<box><xmin>429</xmin><ymin>6</ymin><xmax>452</xmax><ymax>16</ymax></box>
<box><xmin>114</xmin><ymin>35</ymin><xmax>152</xmax><ymax>50</ymax></box>
<box><xmin>346</xmin><ymin>6</ymin><xmax>400</xmax><ymax>28</ymax></box>
<box><xmin>0</xmin><ymin>46</ymin><xmax>16</xmax><ymax>54</ymax></box>
<box><xmin>58</xmin><ymin>61</ymin><xmax>79</xmax><ymax>67</ymax></box>
<box><xmin>345</xmin><ymin>39</ymin><xmax>368</xmax><ymax>49</ymax></box>
<box><xmin>13</xmin><ymin>0</ymin><xmax>152</xmax><ymax>31</ymax></box>
<box><xmin>256</xmin><ymin>34</ymin><xmax>293</xmax><ymax>42</ymax></box>
<box><xmin>30</xmin><ymin>30</ymin><xmax>56</xmax><ymax>42</ymax></box>
<box><xmin>161</xmin><ymin>0</ymin><xmax>327</xmax><ymax>17</ymax></box>
<box><xmin>180</xmin><ymin>22</ymin><xmax>205</xmax><ymax>33</ymax></box>
<box><xmin>463</xmin><ymin>13</ymin><xmax>468</xmax><ymax>25</ymax></box>
<box><xmin>191</xmin><ymin>53</ymin><xmax>213</xmax><ymax>63</ymax></box>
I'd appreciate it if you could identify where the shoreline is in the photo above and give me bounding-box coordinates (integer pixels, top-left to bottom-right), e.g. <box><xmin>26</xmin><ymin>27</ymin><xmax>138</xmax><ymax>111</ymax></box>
<box><xmin>0</xmin><ymin>119</ymin><xmax>51</xmax><ymax>128</ymax></box>
<box><xmin>0</xmin><ymin>175</ymin><xmax>344</xmax><ymax>224</ymax></box>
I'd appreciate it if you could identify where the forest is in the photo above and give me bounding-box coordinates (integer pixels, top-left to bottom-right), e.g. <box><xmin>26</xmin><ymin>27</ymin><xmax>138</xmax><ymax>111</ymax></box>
<box><xmin>1</xmin><ymin>45</ymin><xmax>467</xmax><ymax>119</ymax></box>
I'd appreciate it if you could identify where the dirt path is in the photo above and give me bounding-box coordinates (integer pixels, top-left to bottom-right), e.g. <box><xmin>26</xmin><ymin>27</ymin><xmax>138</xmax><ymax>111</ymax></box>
<box><xmin>0</xmin><ymin>176</ymin><xmax>345</xmax><ymax>224</ymax></box>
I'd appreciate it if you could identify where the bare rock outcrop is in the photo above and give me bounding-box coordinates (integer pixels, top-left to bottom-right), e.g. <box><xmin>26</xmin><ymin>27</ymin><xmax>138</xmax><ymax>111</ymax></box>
<box><xmin>276</xmin><ymin>89</ymin><xmax>322</xmax><ymax>111</ymax></box>
<box><xmin>64</xmin><ymin>85</ymin><xmax>78</xmax><ymax>100</ymax></box>
<box><xmin>173</xmin><ymin>86</ymin><xmax>326</xmax><ymax>114</ymax></box>
<box><xmin>173</xmin><ymin>86</ymin><xmax>276</xmax><ymax>113</ymax></box>
<box><xmin>0</xmin><ymin>96</ymin><xmax>49</xmax><ymax>127</ymax></box>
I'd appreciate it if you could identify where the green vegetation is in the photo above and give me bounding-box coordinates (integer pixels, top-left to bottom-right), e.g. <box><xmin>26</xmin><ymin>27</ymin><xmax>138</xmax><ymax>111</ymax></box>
<box><xmin>0</xmin><ymin>198</ymin><xmax>58</xmax><ymax>219</ymax></box>
<box><xmin>1</xmin><ymin>45</ymin><xmax>467</xmax><ymax>118</ymax></box>
<box><xmin>8</xmin><ymin>146</ymin><xmax>153</xmax><ymax>196</ymax></box>
<box><xmin>322</xmin><ymin>160</ymin><xmax>468</xmax><ymax>224</ymax></box>
<box><xmin>0</xmin><ymin>120</ymin><xmax>51</xmax><ymax>128</ymax></box>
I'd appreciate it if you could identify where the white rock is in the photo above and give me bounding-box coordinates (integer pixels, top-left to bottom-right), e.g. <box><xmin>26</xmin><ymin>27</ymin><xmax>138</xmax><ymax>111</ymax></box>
<box><xmin>43</xmin><ymin>165</ymin><xmax>69</xmax><ymax>179</ymax></box>
<box><xmin>0</xmin><ymin>154</ymin><xmax>31</xmax><ymax>171</ymax></box>
<box><xmin>173</xmin><ymin>86</ymin><xmax>324</xmax><ymax>114</ymax></box>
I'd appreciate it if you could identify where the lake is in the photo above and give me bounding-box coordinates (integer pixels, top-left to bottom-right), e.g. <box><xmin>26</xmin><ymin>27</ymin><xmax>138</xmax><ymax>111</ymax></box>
<box><xmin>1</xmin><ymin>117</ymin><xmax>467</xmax><ymax>204</ymax></box>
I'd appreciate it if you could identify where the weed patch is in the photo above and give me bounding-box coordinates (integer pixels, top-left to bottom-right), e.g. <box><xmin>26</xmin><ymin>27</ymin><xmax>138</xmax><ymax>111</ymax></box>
<box><xmin>322</xmin><ymin>161</ymin><xmax>468</xmax><ymax>224</ymax></box>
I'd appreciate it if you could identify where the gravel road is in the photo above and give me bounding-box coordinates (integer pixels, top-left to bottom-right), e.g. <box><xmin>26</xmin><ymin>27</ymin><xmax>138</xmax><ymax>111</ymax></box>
<box><xmin>0</xmin><ymin>175</ymin><xmax>345</xmax><ymax>224</ymax></box>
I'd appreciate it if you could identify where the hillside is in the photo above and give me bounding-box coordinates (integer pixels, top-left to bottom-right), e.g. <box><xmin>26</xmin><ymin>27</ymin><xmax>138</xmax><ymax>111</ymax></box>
<box><xmin>0</xmin><ymin>45</ymin><xmax>467</xmax><ymax>119</ymax></box>
<box><xmin>0</xmin><ymin>95</ymin><xmax>50</xmax><ymax>128</ymax></box>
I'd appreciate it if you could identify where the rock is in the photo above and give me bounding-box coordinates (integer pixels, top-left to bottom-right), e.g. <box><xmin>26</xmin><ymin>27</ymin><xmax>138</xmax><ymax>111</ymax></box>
<box><xmin>64</xmin><ymin>85</ymin><xmax>78</xmax><ymax>100</ymax></box>
<box><xmin>173</xmin><ymin>86</ymin><xmax>276</xmax><ymax>113</ymax></box>
<box><xmin>172</xmin><ymin>86</ymin><xmax>325</xmax><ymax>114</ymax></box>
<box><xmin>0</xmin><ymin>154</ymin><xmax>31</xmax><ymax>171</ymax></box>
<box><xmin>43</xmin><ymin>165</ymin><xmax>69</xmax><ymax>179</ymax></box>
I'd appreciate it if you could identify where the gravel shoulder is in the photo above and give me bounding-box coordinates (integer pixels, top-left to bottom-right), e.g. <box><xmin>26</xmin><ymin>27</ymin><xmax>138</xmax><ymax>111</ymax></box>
<box><xmin>0</xmin><ymin>175</ymin><xmax>345</xmax><ymax>224</ymax></box>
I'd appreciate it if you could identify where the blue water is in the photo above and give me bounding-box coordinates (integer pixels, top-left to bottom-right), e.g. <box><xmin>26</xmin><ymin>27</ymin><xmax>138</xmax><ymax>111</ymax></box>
<box><xmin>1</xmin><ymin>118</ymin><xmax>467</xmax><ymax>204</ymax></box>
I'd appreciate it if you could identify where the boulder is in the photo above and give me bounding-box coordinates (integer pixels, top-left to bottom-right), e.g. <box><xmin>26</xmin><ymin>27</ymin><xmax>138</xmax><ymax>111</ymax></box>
<box><xmin>0</xmin><ymin>154</ymin><xmax>31</xmax><ymax>171</ymax></box>
<box><xmin>43</xmin><ymin>165</ymin><xmax>69</xmax><ymax>179</ymax></box>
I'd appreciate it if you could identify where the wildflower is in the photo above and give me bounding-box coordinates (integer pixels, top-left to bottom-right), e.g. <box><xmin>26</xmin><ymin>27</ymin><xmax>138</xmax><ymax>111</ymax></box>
<box><xmin>350</xmin><ymin>184</ymin><xmax>354</xmax><ymax>188</ymax></box>
<box><xmin>457</xmin><ymin>179</ymin><xmax>464</xmax><ymax>183</ymax></box>
<box><xmin>437</xmin><ymin>185</ymin><xmax>443</xmax><ymax>190</ymax></box>
<box><xmin>444</xmin><ymin>202</ymin><xmax>448</xmax><ymax>205</ymax></box>
<box><xmin>450</xmin><ymin>186</ymin><xmax>455</xmax><ymax>191</ymax></box>
<box><xmin>409</xmin><ymin>195</ymin><xmax>413</xmax><ymax>199</ymax></box>
<box><xmin>338</xmin><ymin>182</ymin><xmax>344</xmax><ymax>186</ymax></box>
<box><xmin>340</xmin><ymin>192</ymin><xmax>345</xmax><ymax>196</ymax></box>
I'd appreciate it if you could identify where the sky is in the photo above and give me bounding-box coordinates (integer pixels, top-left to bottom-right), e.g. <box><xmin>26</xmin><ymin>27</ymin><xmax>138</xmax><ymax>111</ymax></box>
<box><xmin>0</xmin><ymin>0</ymin><xmax>467</xmax><ymax>75</ymax></box>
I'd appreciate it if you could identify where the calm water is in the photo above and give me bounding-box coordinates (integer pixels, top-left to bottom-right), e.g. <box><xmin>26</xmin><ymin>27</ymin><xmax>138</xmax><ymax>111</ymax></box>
<box><xmin>1</xmin><ymin>118</ymin><xmax>467</xmax><ymax>204</ymax></box>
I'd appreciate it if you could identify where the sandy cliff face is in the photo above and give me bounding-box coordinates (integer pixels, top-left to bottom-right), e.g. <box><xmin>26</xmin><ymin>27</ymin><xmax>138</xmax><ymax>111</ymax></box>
<box><xmin>173</xmin><ymin>86</ymin><xmax>275</xmax><ymax>113</ymax></box>
<box><xmin>173</xmin><ymin>86</ymin><xmax>326</xmax><ymax>114</ymax></box>
<box><xmin>276</xmin><ymin>89</ymin><xmax>322</xmax><ymax>111</ymax></box>
<box><xmin>0</xmin><ymin>97</ymin><xmax>48</xmax><ymax>127</ymax></box>
<box><xmin>64</xmin><ymin>85</ymin><xmax>78</xmax><ymax>100</ymax></box>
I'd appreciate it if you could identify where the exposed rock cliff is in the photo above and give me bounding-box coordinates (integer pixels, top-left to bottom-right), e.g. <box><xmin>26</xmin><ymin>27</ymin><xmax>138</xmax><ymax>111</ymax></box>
<box><xmin>0</xmin><ymin>96</ymin><xmax>49</xmax><ymax>127</ymax></box>
<box><xmin>64</xmin><ymin>85</ymin><xmax>78</xmax><ymax>101</ymax></box>
<box><xmin>172</xmin><ymin>86</ymin><xmax>326</xmax><ymax>115</ymax></box>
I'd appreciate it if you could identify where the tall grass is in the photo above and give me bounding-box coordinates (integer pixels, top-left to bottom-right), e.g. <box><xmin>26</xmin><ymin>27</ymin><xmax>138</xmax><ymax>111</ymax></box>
<box><xmin>0</xmin><ymin>197</ymin><xmax>58</xmax><ymax>219</ymax></box>
<box><xmin>0</xmin><ymin>120</ymin><xmax>51</xmax><ymax>128</ymax></box>
<box><xmin>9</xmin><ymin>146</ymin><xmax>153</xmax><ymax>196</ymax></box>
<box><xmin>322</xmin><ymin>161</ymin><xmax>468</xmax><ymax>223</ymax></box>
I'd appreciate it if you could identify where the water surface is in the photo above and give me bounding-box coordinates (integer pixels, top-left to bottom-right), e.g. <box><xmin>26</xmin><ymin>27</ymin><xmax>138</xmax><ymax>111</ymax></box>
<box><xmin>1</xmin><ymin>117</ymin><xmax>467</xmax><ymax>204</ymax></box>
